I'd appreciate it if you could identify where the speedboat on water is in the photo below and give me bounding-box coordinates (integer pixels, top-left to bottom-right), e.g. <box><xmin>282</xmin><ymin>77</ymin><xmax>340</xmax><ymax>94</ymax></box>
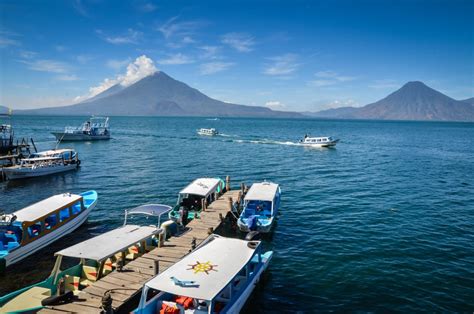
<box><xmin>300</xmin><ymin>134</ymin><xmax>339</xmax><ymax>147</ymax></box>
<box><xmin>0</xmin><ymin>191</ymin><xmax>97</xmax><ymax>273</ymax></box>
<box><xmin>51</xmin><ymin>116</ymin><xmax>110</xmax><ymax>141</ymax></box>
<box><xmin>169</xmin><ymin>178</ymin><xmax>226</xmax><ymax>225</ymax></box>
<box><xmin>0</xmin><ymin>203</ymin><xmax>171</xmax><ymax>313</ymax></box>
<box><xmin>237</xmin><ymin>182</ymin><xmax>281</xmax><ymax>233</ymax></box>
<box><xmin>2</xmin><ymin>149</ymin><xmax>80</xmax><ymax>180</ymax></box>
<box><xmin>197</xmin><ymin>128</ymin><xmax>218</xmax><ymax>136</ymax></box>
<box><xmin>132</xmin><ymin>235</ymin><xmax>273</xmax><ymax>314</ymax></box>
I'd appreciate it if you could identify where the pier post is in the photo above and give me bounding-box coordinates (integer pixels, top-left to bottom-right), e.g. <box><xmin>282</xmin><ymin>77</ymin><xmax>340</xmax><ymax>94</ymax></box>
<box><xmin>228</xmin><ymin>197</ymin><xmax>233</xmax><ymax>211</ymax></box>
<box><xmin>226</xmin><ymin>176</ymin><xmax>230</xmax><ymax>191</ymax></box>
<box><xmin>240</xmin><ymin>182</ymin><xmax>245</xmax><ymax>194</ymax></box>
<box><xmin>153</xmin><ymin>260</ymin><xmax>159</xmax><ymax>275</ymax></box>
<box><xmin>201</xmin><ymin>198</ymin><xmax>206</xmax><ymax>212</ymax></box>
<box><xmin>207</xmin><ymin>227</ymin><xmax>213</xmax><ymax>235</ymax></box>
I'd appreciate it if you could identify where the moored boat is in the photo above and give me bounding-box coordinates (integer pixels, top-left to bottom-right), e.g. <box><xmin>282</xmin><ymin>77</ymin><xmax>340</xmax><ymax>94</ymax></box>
<box><xmin>300</xmin><ymin>134</ymin><xmax>339</xmax><ymax>147</ymax></box>
<box><xmin>0</xmin><ymin>203</ymin><xmax>171</xmax><ymax>313</ymax></box>
<box><xmin>51</xmin><ymin>116</ymin><xmax>110</xmax><ymax>141</ymax></box>
<box><xmin>2</xmin><ymin>149</ymin><xmax>80</xmax><ymax>180</ymax></box>
<box><xmin>132</xmin><ymin>235</ymin><xmax>273</xmax><ymax>314</ymax></box>
<box><xmin>0</xmin><ymin>110</ymin><xmax>15</xmax><ymax>155</ymax></box>
<box><xmin>169</xmin><ymin>178</ymin><xmax>226</xmax><ymax>225</ymax></box>
<box><xmin>237</xmin><ymin>182</ymin><xmax>281</xmax><ymax>233</ymax></box>
<box><xmin>197</xmin><ymin>128</ymin><xmax>218</xmax><ymax>136</ymax></box>
<box><xmin>0</xmin><ymin>191</ymin><xmax>97</xmax><ymax>273</ymax></box>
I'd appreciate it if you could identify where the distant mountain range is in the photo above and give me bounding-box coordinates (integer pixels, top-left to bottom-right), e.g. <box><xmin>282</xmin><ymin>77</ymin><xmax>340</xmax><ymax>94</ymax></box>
<box><xmin>17</xmin><ymin>71</ymin><xmax>301</xmax><ymax>118</ymax></box>
<box><xmin>309</xmin><ymin>81</ymin><xmax>474</xmax><ymax>121</ymax></box>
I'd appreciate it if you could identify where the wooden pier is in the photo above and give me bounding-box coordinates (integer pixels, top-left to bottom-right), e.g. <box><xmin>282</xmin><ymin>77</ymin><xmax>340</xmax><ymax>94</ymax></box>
<box><xmin>39</xmin><ymin>187</ymin><xmax>243</xmax><ymax>314</ymax></box>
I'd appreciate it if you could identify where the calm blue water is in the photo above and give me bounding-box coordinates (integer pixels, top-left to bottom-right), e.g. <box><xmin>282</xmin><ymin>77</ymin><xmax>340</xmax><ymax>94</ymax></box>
<box><xmin>1</xmin><ymin>116</ymin><xmax>473</xmax><ymax>312</ymax></box>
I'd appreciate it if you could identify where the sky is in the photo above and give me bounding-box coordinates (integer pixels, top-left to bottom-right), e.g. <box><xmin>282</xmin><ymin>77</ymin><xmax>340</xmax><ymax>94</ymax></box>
<box><xmin>0</xmin><ymin>0</ymin><xmax>473</xmax><ymax>112</ymax></box>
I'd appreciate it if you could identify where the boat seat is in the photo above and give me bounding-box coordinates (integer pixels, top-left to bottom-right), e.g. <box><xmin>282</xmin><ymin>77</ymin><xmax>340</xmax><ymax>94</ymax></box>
<box><xmin>102</xmin><ymin>259</ymin><xmax>114</xmax><ymax>276</ymax></box>
<box><xmin>64</xmin><ymin>275</ymin><xmax>80</xmax><ymax>295</ymax></box>
<box><xmin>126</xmin><ymin>245</ymin><xmax>142</xmax><ymax>260</ymax></box>
<box><xmin>6</xmin><ymin>241</ymin><xmax>20</xmax><ymax>250</ymax></box>
<box><xmin>80</xmin><ymin>265</ymin><xmax>98</xmax><ymax>287</ymax></box>
<box><xmin>244</xmin><ymin>208</ymin><xmax>256</xmax><ymax>217</ymax></box>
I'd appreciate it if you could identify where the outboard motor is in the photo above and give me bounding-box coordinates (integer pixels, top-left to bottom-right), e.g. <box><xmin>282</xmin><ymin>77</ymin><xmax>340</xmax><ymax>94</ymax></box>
<box><xmin>245</xmin><ymin>215</ymin><xmax>258</xmax><ymax>231</ymax></box>
<box><xmin>245</xmin><ymin>230</ymin><xmax>261</xmax><ymax>241</ymax></box>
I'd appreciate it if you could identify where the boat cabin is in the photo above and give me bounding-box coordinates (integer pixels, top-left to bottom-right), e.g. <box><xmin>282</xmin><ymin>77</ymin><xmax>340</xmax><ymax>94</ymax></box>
<box><xmin>135</xmin><ymin>236</ymin><xmax>269</xmax><ymax>314</ymax></box>
<box><xmin>197</xmin><ymin>128</ymin><xmax>218</xmax><ymax>136</ymax></box>
<box><xmin>303</xmin><ymin>136</ymin><xmax>335</xmax><ymax>143</ymax></box>
<box><xmin>64</xmin><ymin>116</ymin><xmax>110</xmax><ymax>136</ymax></box>
<box><xmin>0</xmin><ymin>193</ymin><xmax>86</xmax><ymax>255</ymax></box>
<box><xmin>170</xmin><ymin>178</ymin><xmax>225</xmax><ymax>224</ymax></box>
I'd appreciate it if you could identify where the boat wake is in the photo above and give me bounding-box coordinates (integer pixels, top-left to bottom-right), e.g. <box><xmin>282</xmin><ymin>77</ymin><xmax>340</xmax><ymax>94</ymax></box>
<box><xmin>232</xmin><ymin>138</ymin><xmax>302</xmax><ymax>146</ymax></box>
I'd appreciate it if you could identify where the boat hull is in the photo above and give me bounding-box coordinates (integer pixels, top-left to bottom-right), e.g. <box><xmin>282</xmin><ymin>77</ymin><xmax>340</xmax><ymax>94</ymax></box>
<box><xmin>237</xmin><ymin>217</ymin><xmax>274</xmax><ymax>233</ymax></box>
<box><xmin>225</xmin><ymin>251</ymin><xmax>273</xmax><ymax>313</ymax></box>
<box><xmin>51</xmin><ymin>132</ymin><xmax>110</xmax><ymax>141</ymax></box>
<box><xmin>3</xmin><ymin>163</ymin><xmax>78</xmax><ymax>180</ymax></box>
<box><xmin>4</xmin><ymin>195</ymin><xmax>97</xmax><ymax>268</ymax></box>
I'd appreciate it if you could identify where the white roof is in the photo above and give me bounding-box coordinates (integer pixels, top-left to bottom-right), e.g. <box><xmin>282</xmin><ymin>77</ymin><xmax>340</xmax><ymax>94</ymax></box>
<box><xmin>35</xmin><ymin>149</ymin><xmax>74</xmax><ymax>156</ymax></box>
<box><xmin>127</xmin><ymin>204</ymin><xmax>172</xmax><ymax>216</ymax></box>
<box><xmin>14</xmin><ymin>193</ymin><xmax>82</xmax><ymax>222</ymax></box>
<box><xmin>145</xmin><ymin>236</ymin><xmax>260</xmax><ymax>300</ymax></box>
<box><xmin>55</xmin><ymin>225</ymin><xmax>159</xmax><ymax>261</ymax></box>
<box><xmin>180</xmin><ymin>178</ymin><xmax>221</xmax><ymax>197</ymax></box>
<box><xmin>244</xmin><ymin>182</ymin><xmax>280</xmax><ymax>202</ymax></box>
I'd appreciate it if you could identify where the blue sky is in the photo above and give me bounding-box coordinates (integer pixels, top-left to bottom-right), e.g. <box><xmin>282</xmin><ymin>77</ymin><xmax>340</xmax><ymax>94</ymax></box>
<box><xmin>0</xmin><ymin>0</ymin><xmax>473</xmax><ymax>111</ymax></box>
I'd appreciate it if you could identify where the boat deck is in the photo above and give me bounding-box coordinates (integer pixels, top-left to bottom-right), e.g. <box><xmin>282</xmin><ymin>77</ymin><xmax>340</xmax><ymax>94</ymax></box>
<box><xmin>38</xmin><ymin>188</ymin><xmax>242</xmax><ymax>313</ymax></box>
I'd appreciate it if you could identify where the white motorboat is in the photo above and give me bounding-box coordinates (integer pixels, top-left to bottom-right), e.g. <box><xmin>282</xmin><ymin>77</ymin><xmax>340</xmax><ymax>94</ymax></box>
<box><xmin>197</xmin><ymin>128</ymin><xmax>218</xmax><ymax>136</ymax></box>
<box><xmin>133</xmin><ymin>235</ymin><xmax>273</xmax><ymax>314</ymax></box>
<box><xmin>0</xmin><ymin>191</ymin><xmax>97</xmax><ymax>272</ymax></box>
<box><xmin>2</xmin><ymin>149</ymin><xmax>80</xmax><ymax>180</ymax></box>
<box><xmin>51</xmin><ymin>116</ymin><xmax>110</xmax><ymax>141</ymax></box>
<box><xmin>300</xmin><ymin>135</ymin><xmax>339</xmax><ymax>147</ymax></box>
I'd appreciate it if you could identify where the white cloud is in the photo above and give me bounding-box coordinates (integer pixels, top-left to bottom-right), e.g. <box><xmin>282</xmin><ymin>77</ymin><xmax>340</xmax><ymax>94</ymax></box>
<box><xmin>55</xmin><ymin>45</ymin><xmax>66</xmax><ymax>52</ymax></box>
<box><xmin>158</xmin><ymin>16</ymin><xmax>205</xmax><ymax>39</ymax></box>
<box><xmin>199</xmin><ymin>46</ymin><xmax>221</xmax><ymax>59</ymax></box>
<box><xmin>308</xmin><ymin>70</ymin><xmax>356</xmax><ymax>87</ymax></box>
<box><xmin>317</xmin><ymin>99</ymin><xmax>360</xmax><ymax>110</ymax></box>
<box><xmin>22</xmin><ymin>59</ymin><xmax>70</xmax><ymax>73</ymax></box>
<box><xmin>56</xmin><ymin>74</ymin><xmax>79</xmax><ymax>81</ymax></box>
<box><xmin>19</xmin><ymin>50</ymin><xmax>36</xmax><ymax>59</ymax></box>
<box><xmin>138</xmin><ymin>2</ymin><xmax>157</xmax><ymax>12</ymax></box>
<box><xmin>263</xmin><ymin>53</ymin><xmax>299</xmax><ymax>76</ymax></box>
<box><xmin>75</xmin><ymin>55</ymin><xmax>158</xmax><ymax>102</ymax></box>
<box><xmin>76</xmin><ymin>54</ymin><xmax>93</xmax><ymax>64</ymax></box>
<box><xmin>0</xmin><ymin>30</ymin><xmax>20</xmax><ymax>48</ymax></box>
<box><xmin>106</xmin><ymin>58</ymin><xmax>132</xmax><ymax>70</ymax></box>
<box><xmin>265</xmin><ymin>101</ymin><xmax>285</xmax><ymax>109</ymax></box>
<box><xmin>221</xmin><ymin>32</ymin><xmax>255</xmax><ymax>52</ymax></box>
<box><xmin>157</xmin><ymin>53</ymin><xmax>194</xmax><ymax>65</ymax></box>
<box><xmin>97</xmin><ymin>29</ymin><xmax>142</xmax><ymax>45</ymax></box>
<box><xmin>72</xmin><ymin>0</ymin><xmax>90</xmax><ymax>17</ymax></box>
<box><xmin>200</xmin><ymin>62</ymin><xmax>234</xmax><ymax>75</ymax></box>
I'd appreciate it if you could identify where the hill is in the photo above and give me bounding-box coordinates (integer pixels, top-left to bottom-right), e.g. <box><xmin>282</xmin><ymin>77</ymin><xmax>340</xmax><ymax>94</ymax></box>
<box><xmin>18</xmin><ymin>72</ymin><xmax>301</xmax><ymax>118</ymax></box>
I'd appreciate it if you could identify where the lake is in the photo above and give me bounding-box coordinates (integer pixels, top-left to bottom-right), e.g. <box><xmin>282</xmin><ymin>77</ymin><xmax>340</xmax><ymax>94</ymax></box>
<box><xmin>1</xmin><ymin>116</ymin><xmax>473</xmax><ymax>312</ymax></box>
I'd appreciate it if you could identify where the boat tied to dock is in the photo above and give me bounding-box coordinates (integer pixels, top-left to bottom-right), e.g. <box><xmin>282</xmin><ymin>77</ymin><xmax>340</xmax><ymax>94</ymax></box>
<box><xmin>169</xmin><ymin>178</ymin><xmax>226</xmax><ymax>225</ymax></box>
<box><xmin>237</xmin><ymin>181</ymin><xmax>281</xmax><ymax>233</ymax></box>
<box><xmin>0</xmin><ymin>191</ymin><xmax>98</xmax><ymax>273</ymax></box>
<box><xmin>2</xmin><ymin>148</ymin><xmax>80</xmax><ymax>180</ymax></box>
<box><xmin>0</xmin><ymin>203</ymin><xmax>171</xmax><ymax>313</ymax></box>
<box><xmin>133</xmin><ymin>234</ymin><xmax>273</xmax><ymax>314</ymax></box>
<box><xmin>51</xmin><ymin>116</ymin><xmax>110</xmax><ymax>141</ymax></box>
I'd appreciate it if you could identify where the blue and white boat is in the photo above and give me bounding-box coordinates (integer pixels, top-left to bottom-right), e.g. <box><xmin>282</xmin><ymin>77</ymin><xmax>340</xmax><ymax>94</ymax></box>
<box><xmin>133</xmin><ymin>235</ymin><xmax>273</xmax><ymax>314</ymax></box>
<box><xmin>51</xmin><ymin>116</ymin><xmax>110</xmax><ymax>141</ymax></box>
<box><xmin>0</xmin><ymin>191</ymin><xmax>97</xmax><ymax>273</ymax></box>
<box><xmin>237</xmin><ymin>182</ymin><xmax>281</xmax><ymax>233</ymax></box>
<box><xmin>0</xmin><ymin>203</ymin><xmax>170</xmax><ymax>313</ymax></box>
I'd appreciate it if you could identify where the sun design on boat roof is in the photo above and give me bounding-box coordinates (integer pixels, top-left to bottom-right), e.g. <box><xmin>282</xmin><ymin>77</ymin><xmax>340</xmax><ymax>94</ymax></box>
<box><xmin>187</xmin><ymin>261</ymin><xmax>218</xmax><ymax>275</ymax></box>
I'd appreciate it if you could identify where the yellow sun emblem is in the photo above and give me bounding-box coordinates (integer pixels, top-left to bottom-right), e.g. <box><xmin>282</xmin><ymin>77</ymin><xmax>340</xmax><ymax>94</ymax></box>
<box><xmin>187</xmin><ymin>261</ymin><xmax>218</xmax><ymax>275</ymax></box>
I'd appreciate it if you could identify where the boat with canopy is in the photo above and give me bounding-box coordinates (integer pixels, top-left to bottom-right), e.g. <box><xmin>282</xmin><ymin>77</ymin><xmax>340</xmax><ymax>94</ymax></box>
<box><xmin>237</xmin><ymin>182</ymin><xmax>281</xmax><ymax>233</ymax></box>
<box><xmin>51</xmin><ymin>116</ymin><xmax>110</xmax><ymax>141</ymax></box>
<box><xmin>132</xmin><ymin>235</ymin><xmax>273</xmax><ymax>314</ymax></box>
<box><xmin>0</xmin><ymin>191</ymin><xmax>97</xmax><ymax>273</ymax></box>
<box><xmin>169</xmin><ymin>178</ymin><xmax>226</xmax><ymax>225</ymax></box>
<box><xmin>2</xmin><ymin>149</ymin><xmax>80</xmax><ymax>180</ymax></box>
<box><xmin>300</xmin><ymin>135</ymin><xmax>339</xmax><ymax>147</ymax></box>
<box><xmin>0</xmin><ymin>109</ymin><xmax>15</xmax><ymax>155</ymax></box>
<box><xmin>0</xmin><ymin>203</ymin><xmax>171</xmax><ymax>313</ymax></box>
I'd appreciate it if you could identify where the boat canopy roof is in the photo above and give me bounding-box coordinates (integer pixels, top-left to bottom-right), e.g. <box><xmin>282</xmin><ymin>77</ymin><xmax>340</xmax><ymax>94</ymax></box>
<box><xmin>22</xmin><ymin>156</ymin><xmax>62</xmax><ymax>161</ymax></box>
<box><xmin>180</xmin><ymin>178</ymin><xmax>221</xmax><ymax>197</ymax></box>
<box><xmin>55</xmin><ymin>225</ymin><xmax>159</xmax><ymax>261</ymax></box>
<box><xmin>14</xmin><ymin>193</ymin><xmax>82</xmax><ymax>222</ymax></box>
<box><xmin>126</xmin><ymin>204</ymin><xmax>172</xmax><ymax>216</ymax></box>
<box><xmin>244</xmin><ymin>182</ymin><xmax>279</xmax><ymax>202</ymax></box>
<box><xmin>145</xmin><ymin>236</ymin><xmax>261</xmax><ymax>301</ymax></box>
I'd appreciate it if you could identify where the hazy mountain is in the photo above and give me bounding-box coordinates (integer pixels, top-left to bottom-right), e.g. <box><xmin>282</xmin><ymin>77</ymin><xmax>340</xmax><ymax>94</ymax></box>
<box><xmin>18</xmin><ymin>71</ymin><xmax>301</xmax><ymax>118</ymax></box>
<box><xmin>461</xmin><ymin>97</ymin><xmax>474</xmax><ymax>106</ymax></box>
<box><xmin>310</xmin><ymin>81</ymin><xmax>474</xmax><ymax>121</ymax></box>
<box><xmin>0</xmin><ymin>106</ymin><xmax>10</xmax><ymax>115</ymax></box>
<box><xmin>304</xmin><ymin>106</ymin><xmax>358</xmax><ymax>118</ymax></box>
